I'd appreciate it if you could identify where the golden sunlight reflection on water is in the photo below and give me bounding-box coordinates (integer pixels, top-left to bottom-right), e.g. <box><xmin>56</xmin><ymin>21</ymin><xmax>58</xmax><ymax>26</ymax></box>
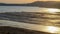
<box><xmin>46</xmin><ymin>26</ymin><xmax>60</xmax><ymax>33</ymax></box>
<box><xmin>47</xmin><ymin>8</ymin><xmax>59</xmax><ymax>13</ymax></box>
<box><xmin>0</xmin><ymin>20</ymin><xmax>60</xmax><ymax>34</ymax></box>
<box><xmin>0</xmin><ymin>7</ymin><xmax>60</xmax><ymax>34</ymax></box>
<box><xmin>40</xmin><ymin>8</ymin><xmax>60</xmax><ymax>14</ymax></box>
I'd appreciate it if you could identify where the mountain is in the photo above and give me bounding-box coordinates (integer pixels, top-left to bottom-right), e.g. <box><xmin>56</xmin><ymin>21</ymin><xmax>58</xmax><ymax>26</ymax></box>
<box><xmin>0</xmin><ymin>1</ymin><xmax>60</xmax><ymax>8</ymax></box>
<box><xmin>29</xmin><ymin>1</ymin><xmax>60</xmax><ymax>8</ymax></box>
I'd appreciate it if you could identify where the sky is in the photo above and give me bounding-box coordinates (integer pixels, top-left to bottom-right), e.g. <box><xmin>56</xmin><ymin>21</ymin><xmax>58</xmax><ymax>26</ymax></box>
<box><xmin>0</xmin><ymin>0</ymin><xmax>60</xmax><ymax>4</ymax></box>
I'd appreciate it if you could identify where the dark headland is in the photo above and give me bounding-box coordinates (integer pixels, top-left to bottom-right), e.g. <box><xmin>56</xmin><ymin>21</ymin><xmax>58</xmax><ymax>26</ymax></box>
<box><xmin>0</xmin><ymin>1</ymin><xmax>60</xmax><ymax>9</ymax></box>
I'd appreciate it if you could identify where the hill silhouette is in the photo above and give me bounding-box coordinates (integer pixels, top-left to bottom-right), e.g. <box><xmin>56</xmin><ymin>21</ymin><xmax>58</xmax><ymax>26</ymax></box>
<box><xmin>30</xmin><ymin>1</ymin><xmax>60</xmax><ymax>8</ymax></box>
<box><xmin>0</xmin><ymin>1</ymin><xmax>60</xmax><ymax>8</ymax></box>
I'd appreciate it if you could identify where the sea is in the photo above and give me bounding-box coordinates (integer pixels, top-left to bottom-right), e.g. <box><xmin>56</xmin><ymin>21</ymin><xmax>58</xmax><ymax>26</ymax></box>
<box><xmin>0</xmin><ymin>6</ymin><xmax>60</xmax><ymax>34</ymax></box>
<box><xmin>0</xmin><ymin>6</ymin><xmax>41</xmax><ymax>13</ymax></box>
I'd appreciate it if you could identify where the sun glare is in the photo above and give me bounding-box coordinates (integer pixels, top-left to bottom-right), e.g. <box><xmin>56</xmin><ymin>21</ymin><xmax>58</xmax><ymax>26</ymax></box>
<box><xmin>47</xmin><ymin>26</ymin><xmax>59</xmax><ymax>33</ymax></box>
<box><xmin>47</xmin><ymin>8</ymin><xmax>59</xmax><ymax>13</ymax></box>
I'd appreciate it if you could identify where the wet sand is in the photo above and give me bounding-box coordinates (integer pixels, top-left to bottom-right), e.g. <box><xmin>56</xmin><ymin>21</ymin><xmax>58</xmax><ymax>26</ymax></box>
<box><xmin>0</xmin><ymin>26</ymin><xmax>51</xmax><ymax>34</ymax></box>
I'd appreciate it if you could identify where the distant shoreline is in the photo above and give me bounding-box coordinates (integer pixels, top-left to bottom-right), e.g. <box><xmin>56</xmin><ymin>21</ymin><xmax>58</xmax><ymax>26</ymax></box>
<box><xmin>0</xmin><ymin>1</ymin><xmax>60</xmax><ymax>9</ymax></box>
